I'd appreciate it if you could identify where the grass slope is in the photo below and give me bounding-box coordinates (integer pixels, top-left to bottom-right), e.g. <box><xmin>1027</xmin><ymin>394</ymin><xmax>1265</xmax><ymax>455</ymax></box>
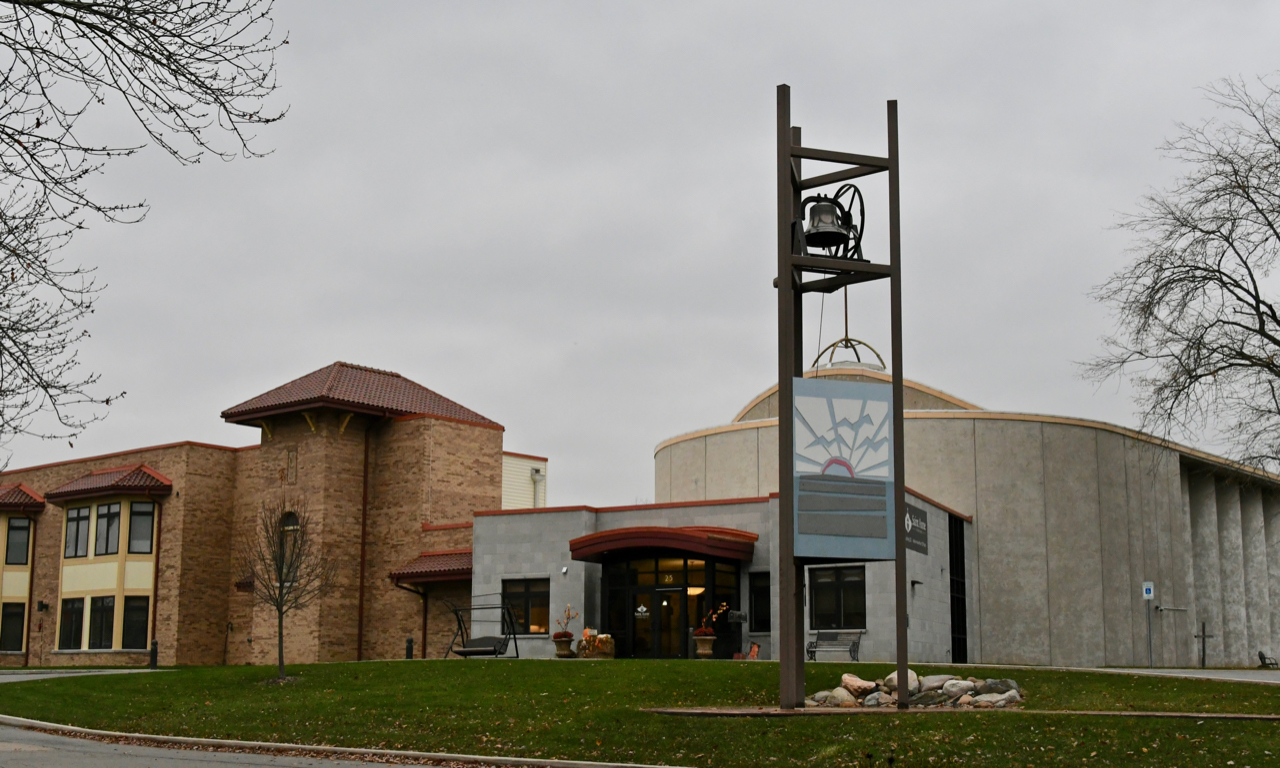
<box><xmin>1</xmin><ymin>661</ymin><xmax>1278</xmax><ymax>767</ymax></box>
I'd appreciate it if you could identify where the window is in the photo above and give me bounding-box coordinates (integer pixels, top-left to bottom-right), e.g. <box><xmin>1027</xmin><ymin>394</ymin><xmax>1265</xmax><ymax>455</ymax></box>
<box><xmin>95</xmin><ymin>503</ymin><xmax>121</xmax><ymax>556</ymax></box>
<box><xmin>809</xmin><ymin>566</ymin><xmax>866</xmax><ymax>630</ymax></box>
<box><xmin>0</xmin><ymin>603</ymin><xmax>23</xmax><ymax>652</ymax></box>
<box><xmin>64</xmin><ymin>508</ymin><xmax>90</xmax><ymax>558</ymax></box>
<box><xmin>278</xmin><ymin>512</ymin><xmax>299</xmax><ymax>575</ymax></box>
<box><xmin>502</xmin><ymin>579</ymin><xmax>550</xmax><ymax>634</ymax></box>
<box><xmin>88</xmin><ymin>596</ymin><xmax>114</xmax><ymax>650</ymax></box>
<box><xmin>5</xmin><ymin>517</ymin><xmax>29</xmax><ymax>565</ymax></box>
<box><xmin>749</xmin><ymin>572</ymin><xmax>771</xmax><ymax>633</ymax></box>
<box><xmin>128</xmin><ymin>503</ymin><xmax>154</xmax><ymax>554</ymax></box>
<box><xmin>121</xmin><ymin>596</ymin><xmax>150</xmax><ymax>650</ymax></box>
<box><xmin>58</xmin><ymin>598</ymin><xmax>84</xmax><ymax>650</ymax></box>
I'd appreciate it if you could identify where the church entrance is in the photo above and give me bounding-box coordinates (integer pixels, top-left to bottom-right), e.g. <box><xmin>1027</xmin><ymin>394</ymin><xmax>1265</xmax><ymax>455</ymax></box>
<box><xmin>601</xmin><ymin>553</ymin><xmax>740</xmax><ymax>659</ymax></box>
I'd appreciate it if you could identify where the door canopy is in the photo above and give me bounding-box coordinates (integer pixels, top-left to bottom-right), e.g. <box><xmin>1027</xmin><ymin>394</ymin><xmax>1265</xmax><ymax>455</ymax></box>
<box><xmin>569</xmin><ymin>526</ymin><xmax>757</xmax><ymax>563</ymax></box>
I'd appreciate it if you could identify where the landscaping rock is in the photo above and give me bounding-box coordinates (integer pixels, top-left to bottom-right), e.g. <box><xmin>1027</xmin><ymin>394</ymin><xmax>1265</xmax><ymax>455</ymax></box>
<box><xmin>956</xmin><ymin>694</ymin><xmax>973</xmax><ymax>706</ymax></box>
<box><xmin>976</xmin><ymin>678</ymin><xmax>1020</xmax><ymax>695</ymax></box>
<box><xmin>804</xmin><ymin>699</ymin><xmax>819</xmax><ymax>707</ymax></box>
<box><xmin>972</xmin><ymin>689</ymin><xmax>1021</xmax><ymax>707</ymax></box>
<box><xmin>883</xmin><ymin>669</ymin><xmax>920</xmax><ymax>695</ymax></box>
<box><xmin>840</xmin><ymin>674</ymin><xmax>877</xmax><ymax>696</ymax></box>
<box><xmin>813</xmin><ymin>690</ymin><xmax>831</xmax><ymax>704</ymax></box>
<box><xmin>918</xmin><ymin>674</ymin><xmax>956</xmax><ymax>693</ymax></box>
<box><xmin>941</xmin><ymin>679</ymin><xmax>975</xmax><ymax>698</ymax></box>
<box><xmin>839</xmin><ymin>700</ymin><xmax>858</xmax><ymax>708</ymax></box>
<box><xmin>909</xmin><ymin>690</ymin><xmax>951</xmax><ymax>706</ymax></box>
<box><xmin>862</xmin><ymin>691</ymin><xmax>883</xmax><ymax>707</ymax></box>
<box><xmin>826</xmin><ymin>686</ymin><xmax>857</xmax><ymax>707</ymax></box>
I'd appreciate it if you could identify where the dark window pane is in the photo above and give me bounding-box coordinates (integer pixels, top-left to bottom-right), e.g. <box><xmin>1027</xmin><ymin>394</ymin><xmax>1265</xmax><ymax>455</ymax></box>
<box><xmin>687</xmin><ymin>559</ymin><xmax>706</xmax><ymax>586</ymax></box>
<box><xmin>749</xmin><ymin>572</ymin><xmax>771</xmax><ymax>633</ymax></box>
<box><xmin>502</xmin><ymin>578</ymin><xmax>551</xmax><ymax>634</ymax></box>
<box><xmin>0</xmin><ymin>603</ymin><xmax>24</xmax><ymax>652</ymax></box>
<box><xmin>59</xmin><ymin>598</ymin><xmax>84</xmax><ymax>650</ymax></box>
<box><xmin>128</xmin><ymin>503</ymin><xmax>154</xmax><ymax>554</ymax></box>
<box><xmin>121</xmin><ymin>597</ymin><xmax>149</xmax><ymax>650</ymax></box>
<box><xmin>95</xmin><ymin>503</ymin><xmax>120</xmax><ymax>556</ymax></box>
<box><xmin>5</xmin><ymin>518</ymin><xmax>29</xmax><ymax>565</ymax></box>
<box><xmin>88</xmin><ymin>596</ymin><xmax>114</xmax><ymax>649</ymax></box>
<box><xmin>808</xmin><ymin>566</ymin><xmax>866</xmax><ymax>630</ymax></box>
<box><xmin>65</xmin><ymin>508</ymin><xmax>90</xmax><ymax>558</ymax></box>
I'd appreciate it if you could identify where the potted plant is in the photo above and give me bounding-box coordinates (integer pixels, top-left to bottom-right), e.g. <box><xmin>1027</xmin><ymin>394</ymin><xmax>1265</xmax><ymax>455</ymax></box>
<box><xmin>552</xmin><ymin>604</ymin><xmax>579</xmax><ymax>658</ymax></box>
<box><xmin>693</xmin><ymin>603</ymin><xmax>728</xmax><ymax>659</ymax></box>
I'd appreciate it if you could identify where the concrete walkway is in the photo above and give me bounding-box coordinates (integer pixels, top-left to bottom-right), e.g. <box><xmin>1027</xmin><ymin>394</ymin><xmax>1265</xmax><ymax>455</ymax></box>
<box><xmin>1101</xmin><ymin>667</ymin><xmax>1280</xmax><ymax>685</ymax></box>
<box><xmin>0</xmin><ymin>669</ymin><xmax>157</xmax><ymax>684</ymax></box>
<box><xmin>0</xmin><ymin>725</ymin><xmax>351</xmax><ymax>767</ymax></box>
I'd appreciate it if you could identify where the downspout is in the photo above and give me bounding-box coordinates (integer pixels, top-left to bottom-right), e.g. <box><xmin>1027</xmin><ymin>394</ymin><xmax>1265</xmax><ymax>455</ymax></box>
<box><xmin>356</xmin><ymin>421</ymin><xmax>370</xmax><ymax>661</ymax></box>
<box><xmin>421</xmin><ymin>586</ymin><xmax>428</xmax><ymax>659</ymax></box>
<box><xmin>22</xmin><ymin>517</ymin><xmax>36</xmax><ymax>668</ymax></box>
<box><xmin>150</xmin><ymin>501</ymin><xmax>163</xmax><ymax>663</ymax></box>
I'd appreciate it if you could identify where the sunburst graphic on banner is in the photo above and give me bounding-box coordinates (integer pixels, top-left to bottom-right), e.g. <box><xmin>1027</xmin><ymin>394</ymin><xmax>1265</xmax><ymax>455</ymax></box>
<box><xmin>794</xmin><ymin>391</ymin><xmax>890</xmax><ymax>479</ymax></box>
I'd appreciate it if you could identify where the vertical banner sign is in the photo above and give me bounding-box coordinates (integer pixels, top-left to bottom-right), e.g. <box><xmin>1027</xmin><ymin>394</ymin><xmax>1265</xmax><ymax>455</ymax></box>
<box><xmin>793</xmin><ymin>376</ymin><xmax>896</xmax><ymax>561</ymax></box>
<box><xmin>903</xmin><ymin>506</ymin><xmax>928</xmax><ymax>555</ymax></box>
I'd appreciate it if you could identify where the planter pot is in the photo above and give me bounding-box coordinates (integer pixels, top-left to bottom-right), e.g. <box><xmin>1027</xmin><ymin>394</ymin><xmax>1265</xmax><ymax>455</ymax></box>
<box><xmin>694</xmin><ymin>635</ymin><xmax>716</xmax><ymax>659</ymax></box>
<box><xmin>553</xmin><ymin>637</ymin><xmax>576</xmax><ymax>658</ymax></box>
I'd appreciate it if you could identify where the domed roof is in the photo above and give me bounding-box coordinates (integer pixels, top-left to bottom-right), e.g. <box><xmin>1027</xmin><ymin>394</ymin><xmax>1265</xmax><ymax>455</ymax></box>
<box><xmin>732</xmin><ymin>365</ymin><xmax>982</xmax><ymax>424</ymax></box>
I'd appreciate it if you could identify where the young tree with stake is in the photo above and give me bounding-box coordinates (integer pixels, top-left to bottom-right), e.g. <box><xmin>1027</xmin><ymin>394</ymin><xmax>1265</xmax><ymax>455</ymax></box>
<box><xmin>236</xmin><ymin>498</ymin><xmax>334</xmax><ymax>680</ymax></box>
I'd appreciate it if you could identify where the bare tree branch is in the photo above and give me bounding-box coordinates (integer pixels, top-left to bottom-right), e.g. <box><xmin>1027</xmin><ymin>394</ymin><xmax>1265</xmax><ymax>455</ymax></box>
<box><xmin>1088</xmin><ymin>74</ymin><xmax>1280</xmax><ymax>470</ymax></box>
<box><xmin>0</xmin><ymin>1</ymin><xmax>284</xmax><ymax>452</ymax></box>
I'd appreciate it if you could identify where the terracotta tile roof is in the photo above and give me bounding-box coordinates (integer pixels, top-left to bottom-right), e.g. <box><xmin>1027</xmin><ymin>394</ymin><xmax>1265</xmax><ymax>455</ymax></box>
<box><xmin>46</xmin><ymin>464</ymin><xmax>173</xmax><ymax>502</ymax></box>
<box><xmin>0</xmin><ymin>483</ymin><xmax>45</xmax><ymax>512</ymax></box>
<box><xmin>221</xmin><ymin>362</ymin><xmax>501</xmax><ymax>429</ymax></box>
<box><xmin>389</xmin><ymin>549</ymin><xmax>473</xmax><ymax>584</ymax></box>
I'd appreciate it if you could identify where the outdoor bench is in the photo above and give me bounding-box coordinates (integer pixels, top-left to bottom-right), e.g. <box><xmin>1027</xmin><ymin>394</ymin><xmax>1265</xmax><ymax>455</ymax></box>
<box><xmin>806</xmin><ymin>630</ymin><xmax>862</xmax><ymax>662</ymax></box>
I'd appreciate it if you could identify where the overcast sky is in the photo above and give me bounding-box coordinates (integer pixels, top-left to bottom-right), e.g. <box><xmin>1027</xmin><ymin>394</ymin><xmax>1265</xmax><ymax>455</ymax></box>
<box><xmin>6</xmin><ymin>1</ymin><xmax>1280</xmax><ymax>506</ymax></box>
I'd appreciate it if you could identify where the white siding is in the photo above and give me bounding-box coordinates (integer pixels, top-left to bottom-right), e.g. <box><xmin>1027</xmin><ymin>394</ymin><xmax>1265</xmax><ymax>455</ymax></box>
<box><xmin>502</xmin><ymin>453</ymin><xmax>548</xmax><ymax>509</ymax></box>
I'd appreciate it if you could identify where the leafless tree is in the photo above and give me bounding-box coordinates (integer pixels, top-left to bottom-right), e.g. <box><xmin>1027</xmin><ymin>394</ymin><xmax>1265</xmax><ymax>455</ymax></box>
<box><xmin>236</xmin><ymin>498</ymin><xmax>334</xmax><ymax>680</ymax></box>
<box><xmin>1089</xmin><ymin>75</ymin><xmax>1280</xmax><ymax>469</ymax></box>
<box><xmin>0</xmin><ymin>1</ymin><xmax>285</xmax><ymax>449</ymax></box>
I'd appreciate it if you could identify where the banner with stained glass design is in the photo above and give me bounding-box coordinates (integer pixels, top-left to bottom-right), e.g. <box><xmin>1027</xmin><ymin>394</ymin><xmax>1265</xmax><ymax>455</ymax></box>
<box><xmin>793</xmin><ymin>376</ymin><xmax>895</xmax><ymax>561</ymax></box>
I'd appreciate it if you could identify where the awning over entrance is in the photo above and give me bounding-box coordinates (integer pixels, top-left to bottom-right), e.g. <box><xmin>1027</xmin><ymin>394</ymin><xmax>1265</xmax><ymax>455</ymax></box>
<box><xmin>569</xmin><ymin>526</ymin><xmax>757</xmax><ymax>563</ymax></box>
<box><xmin>389</xmin><ymin>548</ymin><xmax>472</xmax><ymax>585</ymax></box>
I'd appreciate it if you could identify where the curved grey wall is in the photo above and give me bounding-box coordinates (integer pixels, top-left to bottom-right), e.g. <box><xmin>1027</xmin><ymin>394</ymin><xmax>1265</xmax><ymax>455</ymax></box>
<box><xmin>656</xmin><ymin>414</ymin><xmax>1208</xmax><ymax>668</ymax></box>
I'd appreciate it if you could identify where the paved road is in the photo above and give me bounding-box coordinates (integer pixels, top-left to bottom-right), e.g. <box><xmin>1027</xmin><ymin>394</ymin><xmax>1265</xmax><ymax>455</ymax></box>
<box><xmin>0</xmin><ymin>726</ymin><xmax>353</xmax><ymax>767</ymax></box>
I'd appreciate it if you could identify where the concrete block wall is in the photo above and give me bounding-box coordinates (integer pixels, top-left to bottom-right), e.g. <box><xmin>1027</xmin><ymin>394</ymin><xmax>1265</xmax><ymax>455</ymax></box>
<box><xmin>472</xmin><ymin>508</ymin><xmax>597</xmax><ymax>659</ymax></box>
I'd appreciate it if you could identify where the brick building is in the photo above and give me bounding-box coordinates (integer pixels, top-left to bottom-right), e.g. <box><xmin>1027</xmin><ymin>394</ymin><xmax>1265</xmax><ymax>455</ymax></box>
<box><xmin>0</xmin><ymin>362</ymin><xmax>545</xmax><ymax>668</ymax></box>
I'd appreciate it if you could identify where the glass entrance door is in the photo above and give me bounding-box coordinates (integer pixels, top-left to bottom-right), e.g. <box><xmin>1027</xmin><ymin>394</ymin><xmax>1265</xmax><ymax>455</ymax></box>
<box><xmin>656</xmin><ymin>589</ymin><xmax>684</xmax><ymax>658</ymax></box>
<box><xmin>632</xmin><ymin>591</ymin><xmax>653</xmax><ymax>657</ymax></box>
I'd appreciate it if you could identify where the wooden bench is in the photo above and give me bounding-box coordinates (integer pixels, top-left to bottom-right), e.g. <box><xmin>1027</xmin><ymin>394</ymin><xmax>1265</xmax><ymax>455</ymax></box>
<box><xmin>1259</xmin><ymin>651</ymin><xmax>1278</xmax><ymax>669</ymax></box>
<box><xmin>806</xmin><ymin>631</ymin><xmax>862</xmax><ymax>662</ymax></box>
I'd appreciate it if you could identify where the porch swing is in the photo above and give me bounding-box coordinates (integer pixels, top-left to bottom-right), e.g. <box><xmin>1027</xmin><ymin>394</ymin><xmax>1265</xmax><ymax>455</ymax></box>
<box><xmin>444</xmin><ymin>602</ymin><xmax>520</xmax><ymax>658</ymax></box>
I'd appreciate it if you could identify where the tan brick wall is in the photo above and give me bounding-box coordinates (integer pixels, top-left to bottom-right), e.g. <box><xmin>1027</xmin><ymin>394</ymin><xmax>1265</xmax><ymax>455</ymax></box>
<box><xmin>361</xmin><ymin>417</ymin><xmax>501</xmax><ymax>661</ymax></box>
<box><xmin>1</xmin><ymin>402</ymin><xmax>504</xmax><ymax>668</ymax></box>
<box><xmin>0</xmin><ymin>443</ymin><xmax>241</xmax><ymax>667</ymax></box>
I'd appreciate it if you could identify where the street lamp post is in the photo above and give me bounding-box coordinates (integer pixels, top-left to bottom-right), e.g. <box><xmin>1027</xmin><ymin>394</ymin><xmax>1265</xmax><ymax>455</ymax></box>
<box><xmin>775</xmin><ymin>84</ymin><xmax>908</xmax><ymax>710</ymax></box>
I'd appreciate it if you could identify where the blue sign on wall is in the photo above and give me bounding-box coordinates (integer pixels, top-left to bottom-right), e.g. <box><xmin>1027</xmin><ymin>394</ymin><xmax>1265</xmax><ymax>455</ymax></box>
<box><xmin>793</xmin><ymin>376</ymin><xmax>895</xmax><ymax>561</ymax></box>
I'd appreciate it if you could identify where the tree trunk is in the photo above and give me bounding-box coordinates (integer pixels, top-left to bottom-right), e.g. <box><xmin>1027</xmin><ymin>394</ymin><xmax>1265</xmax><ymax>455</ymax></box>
<box><xmin>277</xmin><ymin>609</ymin><xmax>285</xmax><ymax>680</ymax></box>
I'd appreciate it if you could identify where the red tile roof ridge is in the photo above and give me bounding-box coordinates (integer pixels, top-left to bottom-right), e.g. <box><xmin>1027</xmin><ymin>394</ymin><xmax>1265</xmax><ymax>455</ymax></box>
<box><xmin>0</xmin><ymin>483</ymin><xmax>45</xmax><ymax>504</ymax></box>
<box><xmin>0</xmin><ymin>441</ymin><xmax>252</xmax><ymax>477</ymax></box>
<box><xmin>334</xmin><ymin>361</ymin><xmax>403</xmax><ymax>378</ymax></box>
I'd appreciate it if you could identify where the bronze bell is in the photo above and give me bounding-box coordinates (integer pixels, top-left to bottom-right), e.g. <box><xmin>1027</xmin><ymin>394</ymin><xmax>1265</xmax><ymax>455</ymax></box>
<box><xmin>804</xmin><ymin>199</ymin><xmax>850</xmax><ymax>249</ymax></box>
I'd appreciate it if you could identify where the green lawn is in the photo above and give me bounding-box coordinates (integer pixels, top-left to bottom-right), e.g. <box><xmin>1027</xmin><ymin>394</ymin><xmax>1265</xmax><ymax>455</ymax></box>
<box><xmin>1</xmin><ymin>660</ymin><xmax>1278</xmax><ymax>766</ymax></box>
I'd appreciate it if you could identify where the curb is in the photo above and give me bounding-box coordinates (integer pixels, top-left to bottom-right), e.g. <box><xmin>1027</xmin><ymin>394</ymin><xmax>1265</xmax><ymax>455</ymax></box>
<box><xmin>644</xmin><ymin>706</ymin><xmax>1280</xmax><ymax>720</ymax></box>
<box><xmin>0</xmin><ymin>714</ymin><xmax>692</xmax><ymax>768</ymax></box>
